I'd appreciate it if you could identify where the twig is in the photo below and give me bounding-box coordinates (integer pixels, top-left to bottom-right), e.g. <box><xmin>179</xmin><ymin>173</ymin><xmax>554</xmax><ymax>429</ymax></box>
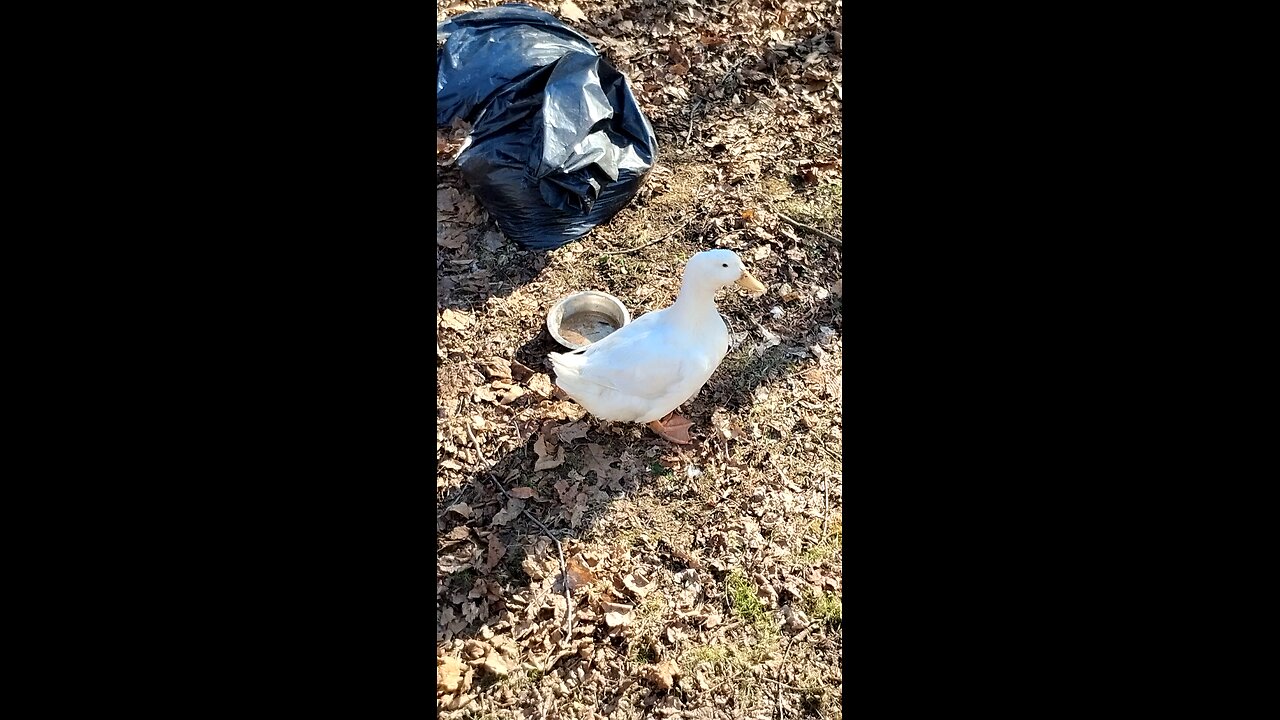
<box><xmin>600</xmin><ymin>214</ymin><xmax>695</xmax><ymax>256</ymax></box>
<box><xmin>814</xmin><ymin>436</ymin><xmax>841</xmax><ymax>463</ymax></box>
<box><xmin>684</xmin><ymin>98</ymin><xmax>702</xmax><ymax>148</ymax></box>
<box><xmin>820</xmin><ymin>476</ymin><xmax>830</xmax><ymax>540</ymax></box>
<box><xmin>718</xmin><ymin>58</ymin><xmax>747</xmax><ymax>93</ymax></box>
<box><xmin>777</xmin><ymin>624</ymin><xmax>818</xmax><ymax>720</ymax></box>
<box><xmin>467</xmin><ymin>425</ymin><xmax>573</xmax><ymax>639</ymax></box>
<box><xmin>776</xmin><ymin>212</ymin><xmax>841</xmax><ymax>245</ymax></box>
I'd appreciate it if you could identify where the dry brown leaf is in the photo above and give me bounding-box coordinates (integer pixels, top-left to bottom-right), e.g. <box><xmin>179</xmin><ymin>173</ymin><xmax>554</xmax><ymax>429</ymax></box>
<box><xmin>623</xmin><ymin>571</ymin><xmax>656</xmax><ymax>597</ymax></box>
<box><xmin>559</xmin><ymin>0</ymin><xmax>586</xmax><ymax>23</ymax></box>
<box><xmin>498</xmin><ymin>385</ymin><xmax>527</xmax><ymax>405</ymax></box>
<box><xmin>476</xmin><ymin>357</ymin><xmax>512</xmax><ymax>381</ymax></box>
<box><xmin>492</xmin><ymin>498</ymin><xmax>525</xmax><ymax>526</ymax></box>
<box><xmin>485</xmin><ymin>533</ymin><xmax>507</xmax><ymax>570</ymax></box>
<box><xmin>641</xmin><ymin>659</ymin><xmax>681</xmax><ymax>689</ymax></box>
<box><xmin>508</xmin><ymin>487</ymin><xmax>537</xmax><ymax>499</ymax></box>
<box><xmin>440</xmin><ymin>308</ymin><xmax>472</xmax><ymax>331</ymax></box>
<box><xmin>534</xmin><ymin>434</ymin><xmax>566</xmax><ymax>470</ymax></box>
<box><xmin>555</xmin><ymin>421</ymin><xmax>590</xmax><ymax>443</ymax></box>
<box><xmin>527</xmin><ymin>372</ymin><xmax>555</xmax><ymax>399</ymax></box>
<box><xmin>437</xmin><ymin>655</ymin><xmax>467</xmax><ymax>693</ymax></box>
<box><xmin>602</xmin><ymin>602</ymin><xmax>634</xmax><ymax>627</ymax></box>
<box><xmin>480</xmin><ymin>649</ymin><xmax>509</xmax><ymax>676</ymax></box>
<box><xmin>565</xmin><ymin>554</ymin><xmax>597</xmax><ymax>591</ymax></box>
<box><xmin>443</xmin><ymin>525</ymin><xmax>471</xmax><ymax>542</ymax></box>
<box><xmin>437</xmin><ymin>226</ymin><xmax>467</xmax><ymax>249</ymax></box>
<box><xmin>509</xmin><ymin>359</ymin><xmax>535</xmax><ymax>382</ymax></box>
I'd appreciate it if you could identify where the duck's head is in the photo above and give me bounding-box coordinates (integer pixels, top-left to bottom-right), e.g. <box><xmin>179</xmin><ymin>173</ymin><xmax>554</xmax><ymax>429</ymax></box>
<box><xmin>685</xmin><ymin>249</ymin><xmax>767</xmax><ymax>293</ymax></box>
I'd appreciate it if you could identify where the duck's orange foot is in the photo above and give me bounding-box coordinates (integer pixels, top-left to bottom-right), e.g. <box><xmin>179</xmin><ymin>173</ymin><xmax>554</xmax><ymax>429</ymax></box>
<box><xmin>647</xmin><ymin>413</ymin><xmax>693</xmax><ymax>444</ymax></box>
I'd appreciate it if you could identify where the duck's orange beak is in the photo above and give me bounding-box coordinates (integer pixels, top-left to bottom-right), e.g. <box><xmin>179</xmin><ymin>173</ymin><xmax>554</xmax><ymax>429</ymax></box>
<box><xmin>736</xmin><ymin>270</ymin><xmax>767</xmax><ymax>294</ymax></box>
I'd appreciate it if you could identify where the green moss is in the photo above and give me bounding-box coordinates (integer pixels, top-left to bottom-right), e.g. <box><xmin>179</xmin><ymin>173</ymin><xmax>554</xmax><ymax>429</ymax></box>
<box><xmin>809</xmin><ymin>591</ymin><xmax>842</xmax><ymax>626</ymax></box>
<box><xmin>726</xmin><ymin>569</ymin><xmax>765</xmax><ymax>623</ymax></box>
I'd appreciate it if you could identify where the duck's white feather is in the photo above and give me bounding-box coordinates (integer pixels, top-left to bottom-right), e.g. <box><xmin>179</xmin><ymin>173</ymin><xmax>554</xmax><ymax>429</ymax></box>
<box><xmin>549</xmin><ymin>249</ymin><xmax>758</xmax><ymax>427</ymax></box>
<box><xmin>550</xmin><ymin>306</ymin><xmax>728</xmax><ymax>423</ymax></box>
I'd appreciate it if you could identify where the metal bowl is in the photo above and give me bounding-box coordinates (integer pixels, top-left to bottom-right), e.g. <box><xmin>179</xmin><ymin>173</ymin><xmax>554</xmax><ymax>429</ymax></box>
<box><xmin>547</xmin><ymin>291</ymin><xmax>632</xmax><ymax>350</ymax></box>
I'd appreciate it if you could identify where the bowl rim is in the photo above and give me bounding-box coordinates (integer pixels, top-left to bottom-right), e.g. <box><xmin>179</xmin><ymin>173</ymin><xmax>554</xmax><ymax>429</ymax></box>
<box><xmin>546</xmin><ymin>290</ymin><xmax>632</xmax><ymax>350</ymax></box>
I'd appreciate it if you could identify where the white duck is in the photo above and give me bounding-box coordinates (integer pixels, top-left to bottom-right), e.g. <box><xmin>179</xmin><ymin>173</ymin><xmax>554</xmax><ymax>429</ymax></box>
<box><xmin>549</xmin><ymin>249</ymin><xmax>767</xmax><ymax>444</ymax></box>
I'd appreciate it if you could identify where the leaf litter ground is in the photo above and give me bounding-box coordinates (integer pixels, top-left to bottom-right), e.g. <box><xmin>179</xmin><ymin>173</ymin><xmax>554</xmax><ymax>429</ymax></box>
<box><xmin>438</xmin><ymin>1</ymin><xmax>842</xmax><ymax>718</ymax></box>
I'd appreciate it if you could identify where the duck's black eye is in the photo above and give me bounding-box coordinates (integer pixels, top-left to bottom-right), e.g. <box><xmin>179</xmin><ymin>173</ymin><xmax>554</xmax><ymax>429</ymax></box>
<box><xmin>722</xmin><ymin>263</ymin><xmax>728</xmax><ymax>267</ymax></box>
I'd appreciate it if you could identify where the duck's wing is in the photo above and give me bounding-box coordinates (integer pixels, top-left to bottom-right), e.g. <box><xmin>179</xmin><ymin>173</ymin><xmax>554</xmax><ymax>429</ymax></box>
<box><xmin>556</xmin><ymin>311</ymin><xmax>691</xmax><ymax>401</ymax></box>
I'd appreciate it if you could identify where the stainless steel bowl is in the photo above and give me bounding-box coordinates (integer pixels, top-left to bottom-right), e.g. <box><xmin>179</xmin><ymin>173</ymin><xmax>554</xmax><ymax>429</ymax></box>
<box><xmin>547</xmin><ymin>291</ymin><xmax>632</xmax><ymax>350</ymax></box>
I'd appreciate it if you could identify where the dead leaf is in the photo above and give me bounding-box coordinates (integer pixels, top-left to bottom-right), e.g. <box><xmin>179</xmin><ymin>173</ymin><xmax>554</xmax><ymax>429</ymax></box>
<box><xmin>438</xmin><ymin>655</ymin><xmax>467</xmax><ymax>692</ymax></box>
<box><xmin>555</xmin><ymin>421</ymin><xmax>590</xmax><ymax>443</ymax></box>
<box><xmin>480</xmin><ymin>649</ymin><xmax>509</xmax><ymax>677</ymax></box>
<box><xmin>832</xmin><ymin>278</ymin><xmax>842</xmax><ymax>298</ymax></box>
<box><xmin>443</xmin><ymin>526</ymin><xmax>471</xmax><ymax>542</ymax></box>
<box><xmin>498</xmin><ymin>385</ymin><xmax>527</xmax><ymax>405</ymax></box>
<box><xmin>492</xmin><ymin>498</ymin><xmax>526</xmax><ymax>526</ymax></box>
<box><xmin>476</xmin><ymin>357</ymin><xmax>512</xmax><ymax>381</ymax></box>
<box><xmin>509</xmin><ymin>359</ymin><xmax>535</xmax><ymax>382</ymax></box>
<box><xmin>602</xmin><ymin>602</ymin><xmax>635</xmax><ymax>627</ymax></box>
<box><xmin>447</xmin><ymin>502</ymin><xmax>472</xmax><ymax>518</ymax></box>
<box><xmin>623</xmin><ymin>571</ymin><xmax>656</xmax><ymax>598</ymax></box>
<box><xmin>559</xmin><ymin>0</ymin><xmax>586</xmax><ymax>22</ymax></box>
<box><xmin>528</xmin><ymin>373</ymin><xmax>555</xmax><ymax>399</ymax></box>
<box><xmin>508</xmin><ymin>487</ymin><xmax>537</xmax><ymax>499</ymax></box>
<box><xmin>441</xmin><ymin>308</ymin><xmax>472</xmax><ymax>331</ymax></box>
<box><xmin>485</xmin><ymin>533</ymin><xmax>506</xmax><ymax>570</ymax></box>
<box><xmin>641</xmin><ymin>659</ymin><xmax>681</xmax><ymax>689</ymax></box>
<box><xmin>670</xmin><ymin>64</ymin><xmax>689</xmax><ymax>76</ymax></box>
<box><xmin>534</xmin><ymin>434</ymin><xmax>566</xmax><ymax>470</ymax></box>
<box><xmin>565</xmin><ymin>554</ymin><xmax>597</xmax><ymax>591</ymax></box>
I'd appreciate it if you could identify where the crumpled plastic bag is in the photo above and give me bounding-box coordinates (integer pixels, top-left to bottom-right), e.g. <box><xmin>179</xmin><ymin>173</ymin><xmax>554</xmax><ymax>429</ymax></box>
<box><xmin>436</xmin><ymin>4</ymin><xmax>658</xmax><ymax>251</ymax></box>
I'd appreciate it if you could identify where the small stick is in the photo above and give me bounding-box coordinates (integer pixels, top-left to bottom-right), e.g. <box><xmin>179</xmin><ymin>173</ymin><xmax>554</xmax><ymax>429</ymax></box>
<box><xmin>776</xmin><ymin>211</ymin><xmax>841</xmax><ymax>245</ymax></box>
<box><xmin>600</xmin><ymin>215</ymin><xmax>694</xmax><ymax>256</ymax></box>
<box><xmin>467</xmin><ymin>425</ymin><xmax>574</xmax><ymax>639</ymax></box>
<box><xmin>820</xmin><ymin>476</ymin><xmax>830</xmax><ymax>540</ymax></box>
<box><xmin>777</xmin><ymin>623</ymin><xmax>818</xmax><ymax>720</ymax></box>
<box><xmin>684</xmin><ymin>99</ymin><xmax>702</xmax><ymax>148</ymax></box>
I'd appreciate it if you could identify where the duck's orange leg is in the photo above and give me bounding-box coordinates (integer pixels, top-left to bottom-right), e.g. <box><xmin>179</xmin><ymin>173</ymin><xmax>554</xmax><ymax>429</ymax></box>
<box><xmin>647</xmin><ymin>412</ymin><xmax>693</xmax><ymax>444</ymax></box>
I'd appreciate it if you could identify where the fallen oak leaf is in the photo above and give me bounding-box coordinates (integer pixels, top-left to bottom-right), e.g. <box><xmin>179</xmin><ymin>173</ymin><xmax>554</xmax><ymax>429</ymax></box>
<box><xmin>534</xmin><ymin>434</ymin><xmax>566</xmax><ymax>470</ymax></box>
<box><xmin>441</xmin><ymin>308</ymin><xmax>473</xmax><ymax>331</ymax></box>
<box><xmin>491</xmin><ymin>498</ymin><xmax>526</xmax><ymax>526</ymax></box>
<box><xmin>498</xmin><ymin>385</ymin><xmax>527</xmax><ymax>405</ymax></box>
<box><xmin>554</xmin><ymin>421</ymin><xmax>590</xmax><ymax>443</ymax></box>
<box><xmin>565</xmin><ymin>554</ymin><xmax>597</xmax><ymax>591</ymax></box>
<box><xmin>437</xmin><ymin>655</ymin><xmax>468</xmax><ymax>693</ymax></box>
<box><xmin>559</xmin><ymin>0</ymin><xmax>586</xmax><ymax>22</ymax></box>
<box><xmin>641</xmin><ymin>659</ymin><xmax>681</xmax><ymax>690</ymax></box>
<box><xmin>601</xmin><ymin>602</ymin><xmax>634</xmax><ymax>627</ymax></box>
<box><xmin>622</xmin><ymin>570</ymin><xmax>656</xmax><ymax>598</ymax></box>
<box><xmin>485</xmin><ymin>534</ymin><xmax>507</xmax><ymax>570</ymax></box>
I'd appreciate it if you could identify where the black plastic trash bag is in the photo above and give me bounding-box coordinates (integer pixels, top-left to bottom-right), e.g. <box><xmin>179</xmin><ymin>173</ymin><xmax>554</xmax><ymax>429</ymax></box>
<box><xmin>436</xmin><ymin>4</ymin><xmax>658</xmax><ymax>251</ymax></box>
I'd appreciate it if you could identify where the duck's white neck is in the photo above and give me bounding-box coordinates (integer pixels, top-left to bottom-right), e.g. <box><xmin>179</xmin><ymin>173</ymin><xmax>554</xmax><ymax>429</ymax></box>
<box><xmin>670</xmin><ymin>276</ymin><xmax>721</xmax><ymax>318</ymax></box>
